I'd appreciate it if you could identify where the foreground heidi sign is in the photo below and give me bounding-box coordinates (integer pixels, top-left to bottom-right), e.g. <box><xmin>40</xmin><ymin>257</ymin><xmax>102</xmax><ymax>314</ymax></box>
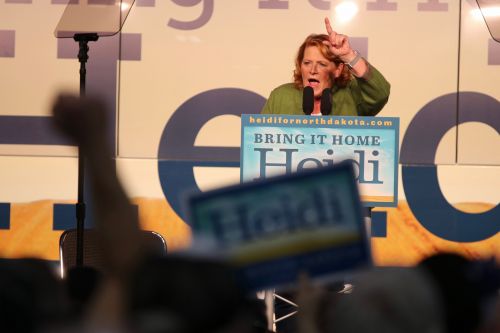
<box><xmin>241</xmin><ymin>114</ymin><xmax>400</xmax><ymax>207</ymax></box>
<box><xmin>187</xmin><ymin>161</ymin><xmax>370</xmax><ymax>291</ymax></box>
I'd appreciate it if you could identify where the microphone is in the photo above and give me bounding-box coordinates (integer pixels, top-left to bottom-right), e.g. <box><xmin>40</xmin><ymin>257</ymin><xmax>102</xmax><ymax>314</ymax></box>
<box><xmin>302</xmin><ymin>86</ymin><xmax>314</xmax><ymax>115</ymax></box>
<box><xmin>320</xmin><ymin>88</ymin><xmax>332</xmax><ymax>115</ymax></box>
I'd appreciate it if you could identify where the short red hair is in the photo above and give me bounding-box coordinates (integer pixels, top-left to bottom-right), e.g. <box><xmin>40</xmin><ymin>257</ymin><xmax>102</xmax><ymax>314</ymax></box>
<box><xmin>293</xmin><ymin>34</ymin><xmax>351</xmax><ymax>89</ymax></box>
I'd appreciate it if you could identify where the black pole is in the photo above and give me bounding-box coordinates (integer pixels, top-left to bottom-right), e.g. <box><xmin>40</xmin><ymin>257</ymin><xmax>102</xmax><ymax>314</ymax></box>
<box><xmin>73</xmin><ymin>33</ymin><xmax>98</xmax><ymax>267</ymax></box>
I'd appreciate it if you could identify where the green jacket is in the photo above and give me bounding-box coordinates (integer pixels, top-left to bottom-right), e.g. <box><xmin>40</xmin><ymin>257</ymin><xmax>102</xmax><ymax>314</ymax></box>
<box><xmin>261</xmin><ymin>64</ymin><xmax>390</xmax><ymax>116</ymax></box>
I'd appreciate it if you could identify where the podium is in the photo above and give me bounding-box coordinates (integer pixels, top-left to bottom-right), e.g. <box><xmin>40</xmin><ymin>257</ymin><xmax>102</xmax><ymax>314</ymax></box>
<box><xmin>241</xmin><ymin>114</ymin><xmax>399</xmax><ymax>207</ymax></box>
<box><xmin>240</xmin><ymin>114</ymin><xmax>400</xmax><ymax>331</ymax></box>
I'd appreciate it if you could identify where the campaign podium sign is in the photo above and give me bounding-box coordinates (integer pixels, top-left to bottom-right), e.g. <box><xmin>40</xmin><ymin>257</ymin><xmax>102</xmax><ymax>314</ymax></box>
<box><xmin>241</xmin><ymin>114</ymin><xmax>400</xmax><ymax>207</ymax></box>
<box><xmin>187</xmin><ymin>161</ymin><xmax>371</xmax><ymax>291</ymax></box>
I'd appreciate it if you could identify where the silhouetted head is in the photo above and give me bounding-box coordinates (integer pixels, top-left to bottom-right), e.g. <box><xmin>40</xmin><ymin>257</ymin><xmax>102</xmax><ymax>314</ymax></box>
<box><xmin>418</xmin><ymin>252</ymin><xmax>500</xmax><ymax>333</ymax></box>
<box><xmin>127</xmin><ymin>255</ymin><xmax>255</xmax><ymax>333</ymax></box>
<box><xmin>0</xmin><ymin>258</ymin><xmax>69</xmax><ymax>332</ymax></box>
<box><xmin>324</xmin><ymin>267</ymin><xmax>445</xmax><ymax>333</ymax></box>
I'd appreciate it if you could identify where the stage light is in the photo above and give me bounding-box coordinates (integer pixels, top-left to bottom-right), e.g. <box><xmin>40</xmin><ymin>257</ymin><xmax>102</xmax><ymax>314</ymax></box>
<box><xmin>334</xmin><ymin>1</ymin><xmax>359</xmax><ymax>24</ymax></box>
<box><xmin>471</xmin><ymin>7</ymin><xmax>500</xmax><ymax>21</ymax></box>
<box><xmin>120</xmin><ymin>1</ymin><xmax>131</xmax><ymax>12</ymax></box>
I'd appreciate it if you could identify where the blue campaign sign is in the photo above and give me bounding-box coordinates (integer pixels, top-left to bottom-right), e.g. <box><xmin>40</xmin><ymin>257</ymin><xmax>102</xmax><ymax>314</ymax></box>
<box><xmin>187</xmin><ymin>161</ymin><xmax>371</xmax><ymax>291</ymax></box>
<box><xmin>241</xmin><ymin>114</ymin><xmax>400</xmax><ymax>207</ymax></box>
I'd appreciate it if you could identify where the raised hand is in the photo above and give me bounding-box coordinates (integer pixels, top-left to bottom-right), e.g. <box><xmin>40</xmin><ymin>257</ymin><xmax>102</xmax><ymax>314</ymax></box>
<box><xmin>324</xmin><ymin>17</ymin><xmax>369</xmax><ymax>77</ymax></box>
<box><xmin>52</xmin><ymin>93</ymin><xmax>107</xmax><ymax>149</ymax></box>
<box><xmin>324</xmin><ymin>17</ymin><xmax>355</xmax><ymax>63</ymax></box>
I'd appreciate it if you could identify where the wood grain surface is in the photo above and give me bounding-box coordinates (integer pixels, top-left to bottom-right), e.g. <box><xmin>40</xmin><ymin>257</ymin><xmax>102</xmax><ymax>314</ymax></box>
<box><xmin>1</xmin><ymin>199</ymin><xmax>498</xmax><ymax>265</ymax></box>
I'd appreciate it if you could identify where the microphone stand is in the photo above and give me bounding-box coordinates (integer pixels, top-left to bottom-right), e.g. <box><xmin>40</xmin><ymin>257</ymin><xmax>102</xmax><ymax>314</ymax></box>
<box><xmin>73</xmin><ymin>33</ymin><xmax>99</xmax><ymax>267</ymax></box>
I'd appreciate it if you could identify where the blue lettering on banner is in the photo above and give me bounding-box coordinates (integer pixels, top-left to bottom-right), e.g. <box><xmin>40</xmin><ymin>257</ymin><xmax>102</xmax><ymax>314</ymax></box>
<box><xmin>0</xmin><ymin>203</ymin><xmax>11</xmax><ymax>229</ymax></box>
<box><xmin>0</xmin><ymin>30</ymin><xmax>15</xmax><ymax>57</ymax></box>
<box><xmin>308</xmin><ymin>0</ymin><xmax>330</xmax><ymax>10</ymax></box>
<box><xmin>258</xmin><ymin>0</ymin><xmax>288</xmax><ymax>9</ymax></box>
<box><xmin>401</xmin><ymin>92</ymin><xmax>500</xmax><ymax>242</ymax></box>
<box><xmin>157</xmin><ymin>88</ymin><xmax>266</xmax><ymax>220</ymax></box>
<box><xmin>167</xmin><ymin>0</ymin><xmax>214</xmax><ymax>30</ymax></box>
<box><xmin>0</xmin><ymin>1</ymin><xmax>470</xmax><ymax>33</ymax></box>
<box><xmin>371</xmin><ymin>211</ymin><xmax>387</xmax><ymax>237</ymax></box>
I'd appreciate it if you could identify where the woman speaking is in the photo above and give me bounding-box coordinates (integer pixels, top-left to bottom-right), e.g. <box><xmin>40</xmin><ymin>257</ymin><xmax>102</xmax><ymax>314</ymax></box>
<box><xmin>261</xmin><ymin>18</ymin><xmax>390</xmax><ymax>117</ymax></box>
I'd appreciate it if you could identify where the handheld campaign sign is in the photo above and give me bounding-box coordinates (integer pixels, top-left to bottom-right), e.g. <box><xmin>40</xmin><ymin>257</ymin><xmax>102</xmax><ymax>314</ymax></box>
<box><xmin>187</xmin><ymin>161</ymin><xmax>371</xmax><ymax>291</ymax></box>
<box><xmin>241</xmin><ymin>114</ymin><xmax>399</xmax><ymax>207</ymax></box>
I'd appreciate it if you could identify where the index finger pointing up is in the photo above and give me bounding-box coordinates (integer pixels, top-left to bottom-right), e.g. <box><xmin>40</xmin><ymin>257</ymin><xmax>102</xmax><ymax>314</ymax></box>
<box><xmin>325</xmin><ymin>17</ymin><xmax>335</xmax><ymax>36</ymax></box>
